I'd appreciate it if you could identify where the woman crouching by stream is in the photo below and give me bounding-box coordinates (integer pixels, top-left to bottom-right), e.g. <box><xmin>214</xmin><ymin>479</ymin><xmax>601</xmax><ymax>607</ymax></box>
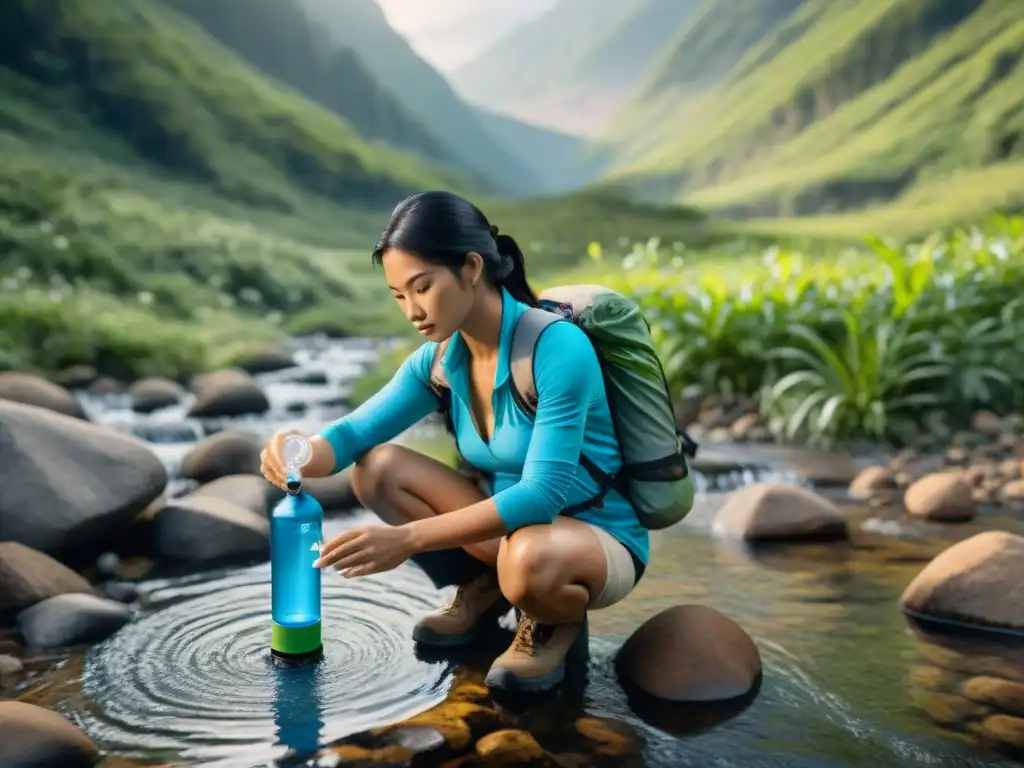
<box><xmin>259</xmin><ymin>190</ymin><xmax>651</xmax><ymax>694</ymax></box>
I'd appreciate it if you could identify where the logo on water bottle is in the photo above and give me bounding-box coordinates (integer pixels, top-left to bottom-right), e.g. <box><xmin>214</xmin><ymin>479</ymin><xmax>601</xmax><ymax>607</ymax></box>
<box><xmin>300</xmin><ymin>523</ymin><xmax>310</xmax><ymax>533</ymax></box>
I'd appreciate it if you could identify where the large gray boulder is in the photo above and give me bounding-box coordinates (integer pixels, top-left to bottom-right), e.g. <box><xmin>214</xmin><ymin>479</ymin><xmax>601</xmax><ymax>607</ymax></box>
<box><xmin>0</xmin><ymin>701</ymin><xmax>99</xmax><ymax>768</ymax></box>
<box><xmin>0</xmin><ymin>372</ymin><xmax>87</xmax><ymax>419</ymax></box>
<box><xmin>0</xmin><ymin>400</ymin><xmax>167</xmax><ymax>562</ymax></box>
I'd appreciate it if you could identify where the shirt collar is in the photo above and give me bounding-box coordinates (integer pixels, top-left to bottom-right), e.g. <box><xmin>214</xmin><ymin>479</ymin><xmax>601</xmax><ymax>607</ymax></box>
<box><xmin>442</xmin><ymin>286</ymin><xmax>526</xmax><ymax>390</ymax></box>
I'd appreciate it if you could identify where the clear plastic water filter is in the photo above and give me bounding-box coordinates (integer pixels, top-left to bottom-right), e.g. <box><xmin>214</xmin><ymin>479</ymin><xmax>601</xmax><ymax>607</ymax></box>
<box><xmin>270</xmin><ymin>434</ymin><xmax>324</xmax><ymax>662</ymax></box>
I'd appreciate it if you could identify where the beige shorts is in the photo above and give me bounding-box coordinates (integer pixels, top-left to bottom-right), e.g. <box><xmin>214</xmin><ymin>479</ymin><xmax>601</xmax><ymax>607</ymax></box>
<box><xmin>586</xmin><ymin>524</ymin><xmax>639</xmax><ymax>610</ymax></box>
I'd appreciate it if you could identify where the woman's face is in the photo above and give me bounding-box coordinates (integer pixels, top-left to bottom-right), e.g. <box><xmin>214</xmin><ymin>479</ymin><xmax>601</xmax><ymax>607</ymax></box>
<box><xmin>381</xmin><ymin>248</ymin><xmax>480</xmax><ymax>342</ymax></box>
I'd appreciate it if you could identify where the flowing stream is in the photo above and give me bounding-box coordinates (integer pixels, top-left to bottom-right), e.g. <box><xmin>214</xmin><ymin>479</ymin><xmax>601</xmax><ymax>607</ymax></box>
<box><xmin>14</xmin><ymin>337</ymin><xmax>1024</xmax><ymax>767</ymax></box>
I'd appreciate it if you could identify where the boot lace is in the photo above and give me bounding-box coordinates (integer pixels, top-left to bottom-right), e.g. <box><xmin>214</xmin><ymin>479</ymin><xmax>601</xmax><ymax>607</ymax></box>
<box><xmin>511</xmin><ymin>614</ymin><xmax>553</xmax><ymax>656</ymax></box>
<box><xmin>440</xmin><ymin>573</ymin><xmax>492</xmax><ymax>615</ymax></box>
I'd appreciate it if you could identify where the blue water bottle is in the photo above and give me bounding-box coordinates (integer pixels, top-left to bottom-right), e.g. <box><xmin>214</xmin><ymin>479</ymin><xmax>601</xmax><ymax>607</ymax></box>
<box><xmin>270</xmin><ymin>434</ymin><xmax>324</xmax><ymax>662</ymax></box>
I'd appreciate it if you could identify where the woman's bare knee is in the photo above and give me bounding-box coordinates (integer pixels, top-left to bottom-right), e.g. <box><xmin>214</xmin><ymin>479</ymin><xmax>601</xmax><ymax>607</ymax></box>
<box><xmin>497</xmin><ymin>529</ymin><xmax>560</xmax><ymax>605</ymax></box>
<box><xmin>350</xmin><ymin>444</ymin><xmax>494</xmax><ymax>540</ymax></box>
<box><xmin>351</xmin><ymin>443</ymin><xmax>403</xmax><ymax>511</ymax></box>
<box><xmin>497</xmin><ymin>520</ymin><xmax>609</xmax><ymax>619</ymax></box>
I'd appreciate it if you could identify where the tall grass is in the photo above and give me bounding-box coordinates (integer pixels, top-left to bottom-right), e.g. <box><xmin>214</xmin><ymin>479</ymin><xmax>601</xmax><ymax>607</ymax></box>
<box><xmin>592</xmin><ymin>215</ymin><xmax>1024</xmax><ymax>447</ymax></box>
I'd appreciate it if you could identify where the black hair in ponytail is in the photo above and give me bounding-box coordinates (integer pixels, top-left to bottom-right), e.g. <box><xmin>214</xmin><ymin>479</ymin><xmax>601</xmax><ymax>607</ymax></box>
<box><xmin>371</xmin><ymin>190</ymin><xmax>539</xmax><ymax>306</ymax></box>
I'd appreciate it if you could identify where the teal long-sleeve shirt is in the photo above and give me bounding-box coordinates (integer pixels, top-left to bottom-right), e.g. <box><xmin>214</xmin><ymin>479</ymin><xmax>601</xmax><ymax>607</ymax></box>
<box><xmin>317</xmin><ymin>287</ymin><xmax>650</xmax><ymax>567</ymax></box>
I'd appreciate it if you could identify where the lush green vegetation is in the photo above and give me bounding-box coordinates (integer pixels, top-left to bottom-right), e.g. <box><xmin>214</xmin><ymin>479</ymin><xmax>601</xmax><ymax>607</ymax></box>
<box><xmin>593</xmin><ymin>215</ymin><xmax>1024</xmax><ymax>447</ymax></box>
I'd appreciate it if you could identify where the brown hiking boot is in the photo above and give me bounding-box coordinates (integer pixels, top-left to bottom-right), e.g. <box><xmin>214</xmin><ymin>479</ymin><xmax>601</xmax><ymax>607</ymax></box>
<box><xmin>483</xmin><ymin>610</ymin><xmax>589</xmax><ymax>693</ymax></box>
<box><xmin>412</xmin><ymin>570</ymin><xmax>510</xmax><ymax>647</ymax></box>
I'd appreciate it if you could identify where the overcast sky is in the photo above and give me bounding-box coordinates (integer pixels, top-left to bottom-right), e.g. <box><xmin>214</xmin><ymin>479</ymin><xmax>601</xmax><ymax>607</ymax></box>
<box><xmin>376</xmin><ymin>0</ymin><xmax>557</xmax><ymax>72</ymax></box>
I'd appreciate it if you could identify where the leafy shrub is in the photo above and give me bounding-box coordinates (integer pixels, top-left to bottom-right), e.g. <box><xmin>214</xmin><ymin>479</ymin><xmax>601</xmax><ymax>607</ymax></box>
<box><xmin>596</xmin><ymin>215</ymin><xmax>1024</xmax><ymax>447</ymax></box>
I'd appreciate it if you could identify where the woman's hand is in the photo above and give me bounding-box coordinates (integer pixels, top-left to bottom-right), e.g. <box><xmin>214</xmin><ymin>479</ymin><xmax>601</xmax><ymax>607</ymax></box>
<box><xmin>260</xmin><ymin>429</ymin><xmax>306</xmax><ymax>491</ymax></box>
<box><xmin>260</xmin><ymin>429</ymin><xmax>336</xmax><ymax>490</ymax></box>
<box><xmin>314</xmin><ymin>524</ymin><xmax>416</xmax><ymax>577</ymax></box>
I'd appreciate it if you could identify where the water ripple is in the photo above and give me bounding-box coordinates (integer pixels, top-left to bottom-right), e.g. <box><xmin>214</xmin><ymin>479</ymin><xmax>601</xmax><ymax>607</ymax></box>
<box><xmin>78</xmin><ymin>560</ymin><xmax>452</xmax><ymax>766</ymax></box>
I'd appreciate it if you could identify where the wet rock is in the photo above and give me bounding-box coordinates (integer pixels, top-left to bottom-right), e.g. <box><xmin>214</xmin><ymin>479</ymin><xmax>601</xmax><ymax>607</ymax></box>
<box><xmin>96</xmin><ymin>552</ymin><xmax>121</xmax><ymax>578</ymax></box>
<box><xmin>729</xmin><ymin>413</ymin><xmax>761</xmax><ymax>440</ymax></box>
<box><xmin>312</xmin><ymin>724</ymin><xmax>446</xmax><ymax>766</ymax></box>
<box><xmin>849</xmin><ymin>466</ymin><xmax>897</xmax><ymax>498</ymax></box>
<box><xmin>179</xmin><ymin>430</ymin><xmax>264</xmax><ymax>483</ymax></box>
<box><xmin>0</xmin><ymin>400</ymin><xmax>168</xmax><ymax>562</ymax></box>
<box><xmin>128</xmin><ymin>376</ymin><xmax>186</xmax><ymax>413</ymax></box>
<box><xmin>101</xmin><ymin>581</ymin><xmax>141</xmax><ymax>604</ymax></box>
<box><xmin>972</xmin><ymin>411</ymin><xmax>1005</xmax><ymax>437</ymax></box>
<box><xmin>945</xmin><ymin>446</ymin><xmax>969</xmax><ymax>465</ymax></box>
<box><xmin>904</xmin><ymin>471</ymin><xmax>975</xmax><ymax>522</ymax></box>
<box><xmin>962</xmin><ymin>676</ymin><xmax>1024</xmax><ymax>716</ymax></box>
<box><xmin>59</xmin><ymin>364</ymin><xmax>98</xmax><ymax>390</ymax></box>
<box><xmin>475</xmin><ymin>729</ymin><xmax>548</xmax><ymax>762</ymax></box>
<box><xmin>890</xmin><ymin>448</ymin><xmax>918</xmax><ymax>470</ymax></box>
<box><xmin>999</xmin><ymin>459</ymin><xmax>1023</xmax><ymax>481</ymax></box>
<box><xmin>894</xmin><ymin>470</ymin><xmax>916</xmax><ymax>488</ymax></box>
<box><xmin>900</xmin><ymin>531</ymin><xmax>1024</xmax><ymax>630</ymax></box>
<box><xmin>696</xmin><ymin>404</ymin><xmax>729</xmax><ymax>429</ymax></box>
<box><xmin>232</xmin><ymin>346</ymin><xmax>296</xmax><ymax>374</ymax></box>
<box><xmin>16</xmin><ymin>593</ymin><xmax>132</xmax><ymax>649</ymax></box>
<box><xmin>290</xmin><ymin>370</ymin><xmax>328</xmax><ymax>386</ymax></box>
<box><xmin>713</xmin><ymin>483</ymin><xmax>848</xmax><ymax>541</ymax></box>
<box><xmin>191</xmin><ymin>474</ymin><xmax>284</xmax><ymax>518</ymax></box>
<box><xmin>152</xmin><ymin>494</ymin><xmax>269</xmax><ymax>562</ymax></box>
<box><xmin>116</xmin><ymin>557</ymin><xmax>155</xmax><ymax>581</ymax></box>
<box><xmin>0</xmin><ymin>372</ymin><xmax>87</xmax><ymax>419</ymax></box>
<box><xmin>394</xmin><ymin>699</ymin><xmax>505</xmax><ymax>752</ymax></box>
<box><xmin>973</xmin><ymin>487</ymin><xmax>994</xmax><ymax>504</ymax></box>
<box><xmin>953</xmin><ymin>430</ymin><xmax>987</xmax><ymax>448</ymax></box>
<box><xmin>0</xmin><ymin>700</ymin><xmax>100</xmax><ymax>768</ymax></box>
<box><xmin>0</xmin><ymin>653</ymin><xmax>23</xmax><ymax>682</ymax></box>
<box><xmin>304</xmin><ymin>467</ymin><xmax>357</xmax><ymax>513</ymax></box>
<box><xmin>911</xmin><ymin>689</ymin><xmax>990</xmax><ymax>725</ymax></box>
<box><xmin>917</xmin><ymin>640</ymin><xmax>1024</xmax><ymax>683</ymax></box>
<box><xmin>963</xmin><ymin>464</ymin><xmax>994</xmax><ymax>487</ymax></box>
<box><xmin>572</xmin><ymin>716</ymin><xmax>643</xmax><ymax>760</ymax></box>
<box><xmin>1001</xmin><ymin>479</ymin><xmax>1024</xmax><ymax>503</ymax></box>
<box><xmin>706</xmin><ymin>426</ymin><xmax>731</xmax><ymax>443</ymax></box>
<box><xmin>975</xmin><ymin>714</ymin><xmax>1024</xmax><ymax>749</ymax></box>
<box><xmin>908</xmin><ymin>665</ymin><xmax>958</xmax><ymax>691</ymax></box>
<box><xmin>87</xmin><ymin>376</ymin><xmax>123</xmax><ymax>395</ymax></box>
<box><xmin>616</xmin><ymin>604</ymin><xmax>761</xmax><ymax>702</ymax></box>
<box><xmin>998</xmin><ymin>433</ymin><xmax>1021</xmax><ymax>454</ymax></box>
<box><xmin>0</xmin><ymin>542</ymin><xmax>95</xmax><ymax>615</ymax></box>
<box><xmin>187</xmin><ymin>368</ymin><xmax>269</xmax><ymax>418</ymax></box>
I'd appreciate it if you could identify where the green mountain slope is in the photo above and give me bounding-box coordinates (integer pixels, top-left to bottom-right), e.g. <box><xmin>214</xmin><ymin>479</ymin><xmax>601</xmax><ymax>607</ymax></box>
<box><xmin>0</xmin><ymin>0</ymin><xmax>478</xmax><ymax>379</ymax></box>
<box><xmin>297</xmin><ymin>0</ymin><xmax>544</xmax><ymax>196</ymax></box>
<box><xmin>0</xmin><ymin>0</ymin><xmax>466</xmax><ymax>213</ymax></box>
<box><xmin>451</xmin><ymin>0</ymin><xmax>699</xmax><ymax>136</ymax></box>
<box><xmin>598</xmin><ymin>0</ymin><xmax>1024</xmax><ymax>231</ymax></box>
<box><xmin>163</xmin><ymin>0</ymin><xmax>465</xmax><ymax>176</ymax></box>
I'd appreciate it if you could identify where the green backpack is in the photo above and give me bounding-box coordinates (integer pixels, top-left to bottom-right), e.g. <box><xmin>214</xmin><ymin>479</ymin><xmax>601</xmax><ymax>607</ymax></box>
<box><xmin>429</xmin><ymin>284</ymin><xmax>697</xmax><ymax>530</ymax></box>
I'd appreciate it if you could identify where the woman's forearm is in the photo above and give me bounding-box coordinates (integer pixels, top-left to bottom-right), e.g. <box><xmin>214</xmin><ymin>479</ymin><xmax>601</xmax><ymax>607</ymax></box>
<box><xmin>305</xmin><ymin>435</ymin><xmax>338</xmax><ymax>478</ymax></box>
<box><xmin>406</xmin><ymin>499</ymin><xmax>510</xmax><ymax>554</ymax></box>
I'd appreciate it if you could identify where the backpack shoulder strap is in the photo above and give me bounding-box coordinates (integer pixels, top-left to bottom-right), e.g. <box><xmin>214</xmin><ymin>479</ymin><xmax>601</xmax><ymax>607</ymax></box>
<box><xmin>509</xmin><ymin>307</ymin><xmax>563</xmax><ymax>417</ymax></box>
<box><xmin>429</xmin><ymin>339</ymin><xmax>451</xmax><ymax>394</ymax></box>
<box><xmin>428</xmin><ymin>339</ymin><xmax>455</xmax><ymax>435</ymax></box>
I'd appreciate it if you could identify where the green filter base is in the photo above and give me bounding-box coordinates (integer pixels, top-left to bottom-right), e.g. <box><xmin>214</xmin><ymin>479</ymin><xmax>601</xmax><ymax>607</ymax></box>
<box><xmin>271</xmin><ymin>620</ymin><xmax>322</xmax><ymax>660</ymax></box>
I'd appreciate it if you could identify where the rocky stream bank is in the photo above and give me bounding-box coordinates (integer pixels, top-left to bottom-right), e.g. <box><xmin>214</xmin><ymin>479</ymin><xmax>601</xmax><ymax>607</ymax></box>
<box><xmin>0</xmin><ymin>339</ymin><xmax>1023</xmax><ymax>767</ymax></box>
